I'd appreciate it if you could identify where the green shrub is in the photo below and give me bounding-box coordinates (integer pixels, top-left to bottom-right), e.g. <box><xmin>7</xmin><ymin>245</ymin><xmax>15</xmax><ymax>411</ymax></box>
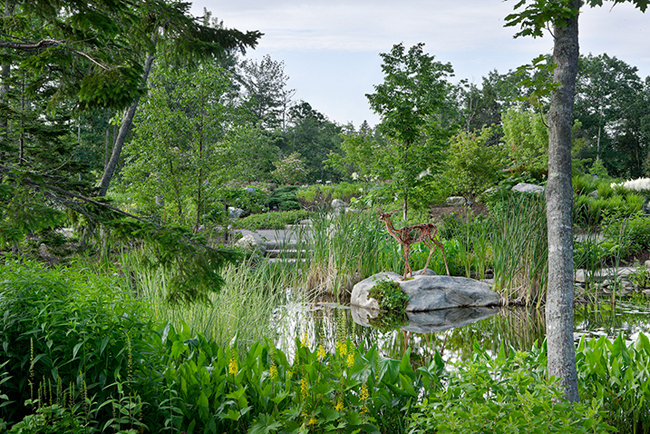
<box><xmin>233</xmin><ymin>210</ymin><xmax>312</xmax><ymax>230</ymax></box>
<box><xmin>296</xmin><ymin>182</ymin><xmax>364</xmax><ymax>211</ymax></box>
<box><xmin>602</xmin><ymin>212</ymin><xmax>650</xmax><ymax>258</ymax></box>
<box><xmin>368</xmin><ymin>278</ymin><xmax>409</xmax><ymax>331</ymax></box>
<box><xmin>0</xmin><ymin>259</ymin><xmax>163</xmax><ymax>432</ymax></box>
<box><xmin>156</xmin><ymin>328</ymin><xmax>442</xmax><ymax>434</ymax></box>
<box><xmin>577</xmin><ymin>333</ymin><xmax>650</xmax><ymax>434</ymax></box>
<box><xmin>268</xmin><ymin>186</ymin><xmax>301</xmax><ymax>211</ymax></box>
<box><xmin>408</xmin><ymin>343</ymin><xmax>613</xmax><ymax>434</ymax></box>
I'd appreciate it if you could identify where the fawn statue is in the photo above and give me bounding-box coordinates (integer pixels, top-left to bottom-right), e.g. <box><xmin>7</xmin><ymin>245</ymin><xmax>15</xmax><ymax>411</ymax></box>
<box><xmin>379</xmin><ymin>210</ymin><xmax>450</xmax><ymax>280</ymax></box>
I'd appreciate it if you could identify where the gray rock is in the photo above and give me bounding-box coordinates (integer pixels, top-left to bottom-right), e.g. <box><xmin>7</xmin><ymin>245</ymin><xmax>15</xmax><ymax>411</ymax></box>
<box><xmin>350</xmin><ymin>272</ymin><xmax>502</xmax><ymax>312</ymax></box>
<box><xmin>587</xmin><ymin>190</ymin><xmax>599</xmax><ymax>199</ymax></box>
<box><xmin>350</xmin><ymin>272</ymin><xmax>402</xmax><ymax>310</ymax></box>
<box><xmin>331</xmin><ymin>199</ymin><xmax>348</xmax><ymax>216</ymax></box>
<box><xmin>235</xmin><ymin>234</ymin><xmax>266</xmax><ymax>255</ymax></box>
<box><xmin>511</xmin><ymin>183</ymin><xmax>545</xmax><ymax>194</ymax></box>
<box><xmin>446</xmin><ymin>196</ymin><xmax>466</xmax><ymax>206</ymax></box>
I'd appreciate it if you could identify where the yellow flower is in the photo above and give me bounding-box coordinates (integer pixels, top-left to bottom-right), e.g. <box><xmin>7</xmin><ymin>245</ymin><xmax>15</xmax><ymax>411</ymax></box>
<box><xmin>269</xmin><ymin>365</ymin><xmax>278</xmax><ymax>380</ymax></box>
<box><xmin>287</xmin><ymin>369</ymin><xmax>293</xmax><ymax>379</ymax></box>
<box><xmin>346</xmin><ymin>351</ymin><xmax>355</xmax><ymax>367</ymax></box>
<box><xmin>361</xmin><ymin>404</ymin><xmax>369</xmax><ymax>414</ymax></box>
<box><xmin>308</xmin><ymin>416</ymin><xmax>318</xmax><ymax>425</ymax></box>
<box><xmin>317</xmin><ymin>345</ymin><xmax>326</xmax><ymax>362</ymax></box>
<box><xmin>301</xmin><ymin>377</ymin><xmax>309</xmax><ymax>399</ymax></box>
<box><xmin>359</xmin><ymin>384</ymin><xmax>369</xmax><ymax>401</ymax></box>
<box><xmin>228</xmin><ymin>358</ymin><xmax>238</xmax><ymax>375</ymax></box>
<box><xmin>336</xmin><ymin>341</ymin><xmax>347</xmax><ymax>357</ymax></box>
<box><xmin>300</xmin><ymin>332</ymin><xmax>309</xmax><ymax>348</ymax></box>
<box><xmin>335</xmin><ymin>399</ymin><xmax>344</xmax><ymax>411</ymax></box>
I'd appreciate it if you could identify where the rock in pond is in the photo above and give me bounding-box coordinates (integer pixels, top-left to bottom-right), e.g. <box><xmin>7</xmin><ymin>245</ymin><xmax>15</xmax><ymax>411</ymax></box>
<box><xmin>350</xmin><ymin>271</ymin><xmax>502</xmax><ymax>312</ymax></box>
<box><xmin>351</xmin><ymin>304</ymin><xmax>501</xmax><ymax>333</ymax></box>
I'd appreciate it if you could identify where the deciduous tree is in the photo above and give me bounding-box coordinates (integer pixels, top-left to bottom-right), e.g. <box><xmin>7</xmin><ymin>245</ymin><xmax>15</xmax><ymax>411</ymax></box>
<box><xmin>366</xmin><ymin>43</ymin><xmax>453</xmax><ymax>219</ymax></box>
<box><xmin>505</xmin><ymin>0</ymin><xmax>648</xmax><ymax>403</ymax></box>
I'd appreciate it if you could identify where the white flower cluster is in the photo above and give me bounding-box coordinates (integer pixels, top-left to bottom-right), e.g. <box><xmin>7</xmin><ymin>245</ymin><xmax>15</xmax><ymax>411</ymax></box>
<box><xmin>611</xmin><ymin>178</ymin><xmax>650</xmax><ymax>192</ymax></box>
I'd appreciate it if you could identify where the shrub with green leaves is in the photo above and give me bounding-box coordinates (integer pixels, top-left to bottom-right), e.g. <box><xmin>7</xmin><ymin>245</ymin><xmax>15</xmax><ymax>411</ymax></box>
<box><xmin>233</xmin><ymin>209</ymin><xmax>312</xmax><ymax>230</ymax></box>
<box><xmin>268</xmin><ymin>185</ymin><xmax>302</xmax><ymax>211</ymax></box>
<box><xmin>408</xmin><ymin>343</ymin><xmax>613</xmax><ymax>434</ymax></box>
<box><xmin>577</xmin><ymin>333</ymin><xmax>650</xmax><ymax>434</ymax></box>
<box><xmin>0</xmin><ymin>259</ymin><xmax>164</xmax><ymax>432</ymax></box>
<box><xmin>156</xmin><ymin>327</ymin><xmax>443</xmax><ymax>434</ymax></box>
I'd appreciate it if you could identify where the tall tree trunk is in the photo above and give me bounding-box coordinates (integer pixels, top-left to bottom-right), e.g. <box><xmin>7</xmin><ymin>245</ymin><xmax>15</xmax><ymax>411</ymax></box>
<box><xmin>545</xmin><ymin>0</ymin><xmax>580</xmax><ymax>403</ymax></box>
<box><xmin>98</xmin><ymin>52</ymin><xmax>155</xmax><ymax>196</ymax></box>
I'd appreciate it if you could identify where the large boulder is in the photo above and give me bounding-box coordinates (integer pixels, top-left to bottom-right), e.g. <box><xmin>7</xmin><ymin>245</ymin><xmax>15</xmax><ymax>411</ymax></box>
<box><xmin>351</xmin><ymin>271</ymin><xmax>502</xmax><ymax>312</ymax></box>
<box><xmin>446</xmin><ymin>196</ymin><xmax>467</xmax><ymax>206</ymax></box>
<box><xmin>511</xmin><ymin>183</ymin><xmax>544</xmax><ymax>194</ymax></box>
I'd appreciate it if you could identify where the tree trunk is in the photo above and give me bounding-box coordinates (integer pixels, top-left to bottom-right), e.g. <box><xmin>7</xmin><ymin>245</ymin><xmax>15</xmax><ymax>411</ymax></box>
<box><xmin>545</xmin><ymin>0</ymin><xmax>580</xmax><ymax>403</ymax></box>
<box><xmin>98</xmin><ymin>52</ymin><xmax>155</xmax><ymax>196</ymax></box>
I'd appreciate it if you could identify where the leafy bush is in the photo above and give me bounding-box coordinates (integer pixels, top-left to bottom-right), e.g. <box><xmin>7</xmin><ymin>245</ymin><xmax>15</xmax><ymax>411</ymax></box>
<box><xmin>0</xmin><ymin>259</ymin><xmax>163</xmax><ymax>431</ymax></box>
<box><xmin>577</xmin><ymin>333</ymin><xmax>650</xmax><ymax>434</ymax></box>
<box><xmin>368</xmin><ymin>278</ymin><xmax>409</xmax><ymax>331</ymax></box>
<box><xmin>154</xmin><ymin>327</ymin><xmax>443</xmax><ymax>434</ymax></box>
<box><xmin>296</xmin><ymin>182</ymin><xmax>364</xmax><ymax>211</ymax></box>
<box><xmin>602</xmin><ymin>212</ymin><xmax>650</xmax><ymax>258</ymax></box>
<box><xmin>408</xmin><ymin>343</ymin><xmax>613</xmax><ymax>434</ymax></box>
<box><xmin>268</xmin><ymin>185</ymin><xmax>301</xmax><ymax>211</ymax></box>
<box><xmin>233</xmin><ymin>210</ymin><xmax>312</xmax><ymax>230</ymax></box>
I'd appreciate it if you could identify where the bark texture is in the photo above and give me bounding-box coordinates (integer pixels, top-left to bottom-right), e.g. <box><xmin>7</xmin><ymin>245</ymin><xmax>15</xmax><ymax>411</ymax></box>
<box><xmin>545</xmin><ymin>0</ymin><xmax>580</xmax><ymax>402</ymax></box>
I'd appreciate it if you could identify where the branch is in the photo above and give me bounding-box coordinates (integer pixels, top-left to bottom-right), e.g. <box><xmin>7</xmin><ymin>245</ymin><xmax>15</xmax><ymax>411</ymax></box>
<box><xmin>0</xmin><ymin>38</ymin><xmax>61</xmax><ymax>50</ymax></box>
<box><xmin>0</xmin><ymin>38</ymin><xmax>107</xmax><ymax>69</ymax></box>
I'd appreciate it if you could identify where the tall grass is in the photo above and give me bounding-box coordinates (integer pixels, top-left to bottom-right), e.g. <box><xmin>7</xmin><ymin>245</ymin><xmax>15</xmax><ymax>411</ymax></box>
<box><xmin>301</xmin><ymin>210</ymin><xmax>403</xmax><ymax>300</ymax></box>
<box><xmin>122</xmin><ymin>251</ymin><xmax>288</xmax><ymax>350</ymax></box>
<box><xmin>490</xmin><ymin>194</ymin><xmax>548</xmax><ymax>305</ymax></box>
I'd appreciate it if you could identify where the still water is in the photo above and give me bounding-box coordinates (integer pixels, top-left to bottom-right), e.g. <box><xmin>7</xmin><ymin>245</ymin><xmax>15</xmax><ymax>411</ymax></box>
<box><xmin>272</xmin><ymin>297</ymin><xmax>650</xmax><ymax>364</ymax></box>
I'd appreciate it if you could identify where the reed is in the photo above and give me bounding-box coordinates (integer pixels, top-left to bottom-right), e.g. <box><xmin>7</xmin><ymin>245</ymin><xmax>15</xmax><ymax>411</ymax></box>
<box><xmin>490</xmin><ymin>194</ymin><xmax>548</xmax><ymax>305</ymax></box>
<box><xmin>124</xmin><ymin>251</ymin><xmax>288</xmax><ymax>350</ymax></box>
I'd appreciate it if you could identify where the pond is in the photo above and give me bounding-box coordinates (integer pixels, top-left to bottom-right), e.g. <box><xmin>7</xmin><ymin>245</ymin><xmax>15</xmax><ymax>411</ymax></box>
<box><xmin>272</xmin><ymin>296</ymin><xmax>650</xmax><ymax>364</ymax></box>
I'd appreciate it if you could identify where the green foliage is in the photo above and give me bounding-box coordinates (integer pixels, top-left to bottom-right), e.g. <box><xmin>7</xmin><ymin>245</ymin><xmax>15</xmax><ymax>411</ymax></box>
<box><xmin>501</xmin><ymin>108</ymin><xmax>550</xmax><ymax>177</ymax></box>
<box><xmin>120</xmin><ymin>61</ymin><xmax>233</xmax><ymax>230</ymax></box>
<box><xmin>366</xmin><ymin>42</ymin><xmax>453</xmax><ymax>218</ymax></box>
<box><xmin>295</xmin><ymin>183</ymin><xmax>364</xmax><ymax>210</ymax></box>
<box><xmin>628</xmin><ymin>266</ymin><xmax>650</xmax><ymax>288</ymax></box>
<box><xmin>442</xmin><ymin>125</ymin><xmax>508</xmax><ymax>200</ymax></box>
<box><xmin>213</xmin><ymin>184</ymin><xmax>272</xmax><ymax>218</ymax></box>
<box><xmin>368</xmin><ymin>279</ymin><xmax>409</xmax><ymax>313</ymax></box>
<box><xmin>368</xmin><ymin>279</ymin><xmax>409</xmax><ymax>332</ymax></box>
<box><xmin>156</xmin><ymin>330</ymin><xmax>441</xmax><ymax>434</ymax></box>
<box><xmin>267</xmin><ymin>186</ymin><xmax>302</xmax><ymax>211</ymax></box>
<box><xmin>234</xmin><ymin>210</ymin><xmax>312</xmax><ymax>230</ymax></box>
<box><xmin>577</xmin><ymin>333</ymin><xmax>650</xmax><ymax>434</ymax></box>
<box><xmin>408</xmin><ymin>342</ymin><xmax>612</xmax><ymax>434</ymax></box>
<box><xmin>602</xmin><ymin>212</ymin><xmax>650</xmax><ymax>258</ymax></box>
<box><xmin>0</xmin><ymin>260</ymin><xmax>161</xmax><ymax>431</ymax></box>
<box><xmin>490</xmin><ymin>192</ymin><xmax>548</xmax><ymax>304</ymax></box>
<box><xmin>271</xmin><ymin>152</ymin><xmax>308</xmax><ymax>186</ymax></box>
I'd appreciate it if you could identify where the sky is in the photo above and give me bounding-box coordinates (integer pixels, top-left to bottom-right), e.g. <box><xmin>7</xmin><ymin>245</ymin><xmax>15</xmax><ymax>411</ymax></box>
<box><xmin>189</xmin><ymin>0</ymin><xmax>650</xmax><ymax>127</ymax></box>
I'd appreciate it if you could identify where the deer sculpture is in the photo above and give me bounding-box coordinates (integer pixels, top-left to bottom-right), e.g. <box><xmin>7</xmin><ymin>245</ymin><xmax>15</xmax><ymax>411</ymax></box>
<box><xmin>379</xmin><ymin>210</ymin><xmax>450</xmax><ymax>280</ymax></box>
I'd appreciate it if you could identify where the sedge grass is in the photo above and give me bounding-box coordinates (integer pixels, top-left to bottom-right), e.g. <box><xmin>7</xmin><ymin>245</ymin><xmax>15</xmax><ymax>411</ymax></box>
<box><xmin>490</xmin><ymin>194</ymin><xmax>548</xmax><ymax>306</ymax></box>
<box><xmin>122</xmin><ymin>250</ymin><xmax>288</xmax><ymax>350</ymax></box>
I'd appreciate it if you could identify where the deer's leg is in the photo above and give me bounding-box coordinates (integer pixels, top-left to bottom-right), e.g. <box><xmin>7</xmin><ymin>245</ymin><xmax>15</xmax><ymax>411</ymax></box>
<box><xmin>422</xmin><ymin>239</ymin><xmax>436</xmax><ymax>275</ymax></box>
<box><xmin>402</xmin><ymin>243</ymin><xmax>413</xmax><ymax>280</ymax></box>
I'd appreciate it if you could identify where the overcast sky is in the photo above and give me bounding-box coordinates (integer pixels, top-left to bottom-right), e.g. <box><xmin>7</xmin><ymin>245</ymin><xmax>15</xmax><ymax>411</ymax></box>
<box><xmin>189</xmin><ymin>0</ymin><xmax>649</xmax><ymax>127</ymax></box>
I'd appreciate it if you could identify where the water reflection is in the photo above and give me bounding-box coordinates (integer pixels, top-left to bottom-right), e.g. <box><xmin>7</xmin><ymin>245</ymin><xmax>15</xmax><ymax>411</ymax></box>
<box><xmin>272</xmin><ymin>298</ymin><xmax>650</xmax><ymax>364</ymax></box>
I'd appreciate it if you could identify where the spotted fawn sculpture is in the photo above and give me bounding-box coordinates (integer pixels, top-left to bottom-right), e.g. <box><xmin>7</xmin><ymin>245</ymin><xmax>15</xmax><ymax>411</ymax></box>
<box><xmin>379</xmin><ymin>211</ymin><xmax>450</xmax><ymax>280</ymax></box>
